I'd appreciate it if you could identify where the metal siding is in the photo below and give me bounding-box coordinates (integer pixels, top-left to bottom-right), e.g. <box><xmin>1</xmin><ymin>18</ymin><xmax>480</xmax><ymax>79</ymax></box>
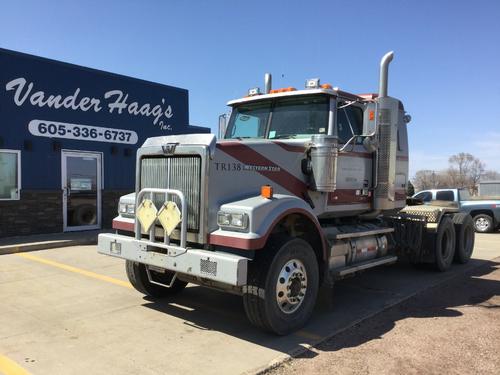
<box><xmin>479</xmin><ymin>182</ymin><xmax>500</xmax><ymax>196</ymax></box>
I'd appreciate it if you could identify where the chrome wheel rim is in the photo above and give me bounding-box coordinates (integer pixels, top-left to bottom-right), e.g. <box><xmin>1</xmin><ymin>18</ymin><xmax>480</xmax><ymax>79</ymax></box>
<box><xmin>476</xmin><ymin>218</ymin><xmax>490</xmax><ymax>231</ymax></box>
<box><xmin>276</xmin><ymin>259</ymin><xmax>307</xmax><ymax>314</ymax></box>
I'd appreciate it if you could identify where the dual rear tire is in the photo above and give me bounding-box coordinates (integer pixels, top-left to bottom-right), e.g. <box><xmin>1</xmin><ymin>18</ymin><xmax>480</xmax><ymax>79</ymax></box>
<box><xmin>433</xmin><ymin>214</ymin><xmax>475</xmax><ymax>271</ymax></box>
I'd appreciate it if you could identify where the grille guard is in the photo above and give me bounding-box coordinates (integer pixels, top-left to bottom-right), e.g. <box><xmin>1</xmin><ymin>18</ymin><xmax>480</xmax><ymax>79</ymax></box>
<box><xmin>135</xmin><ymin>188</ymin><xmax>187</xmax><ymax>248</ymax></box>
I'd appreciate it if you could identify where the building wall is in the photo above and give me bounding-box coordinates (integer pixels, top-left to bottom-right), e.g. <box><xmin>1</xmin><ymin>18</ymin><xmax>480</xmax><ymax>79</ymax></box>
<box><xmin>0</xmin><ymin>48</ymin><xmax>210</xmax><ymax>238</ymax></box>
<box><xmin>479</xmin><ymin>182</ymin><xmax>500</xmax><ymax>196</ymax></box>
<box><xmin>0</xmin><ymin>190</ymin><xmax>62</xmax><ymax>237</ymax></box>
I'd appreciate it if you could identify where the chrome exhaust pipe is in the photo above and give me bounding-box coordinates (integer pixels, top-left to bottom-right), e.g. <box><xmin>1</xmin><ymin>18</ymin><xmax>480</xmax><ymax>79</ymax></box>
<box><xmin>378</xmin><ymin>51</ymin><xmax>394</xmax><ymax>98</ymax></box>
<box><xmin>265</xmin><ymin>73</ymin><xmax>272</xmax><ymax>94</ymax></box>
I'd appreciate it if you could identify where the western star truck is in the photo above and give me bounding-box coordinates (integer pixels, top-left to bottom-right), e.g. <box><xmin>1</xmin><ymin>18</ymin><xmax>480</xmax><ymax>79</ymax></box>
<box><xmin>98</xmin><ymin>52</ymin><xmax>475</xmax><ymax>335</ymax></box>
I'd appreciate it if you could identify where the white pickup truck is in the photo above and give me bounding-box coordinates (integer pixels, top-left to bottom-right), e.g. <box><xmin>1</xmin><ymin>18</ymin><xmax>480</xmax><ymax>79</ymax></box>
<box><xmin>413</xmin><ymin>188</ymin><xmax>500</xmax><ymax>233</ymax></box>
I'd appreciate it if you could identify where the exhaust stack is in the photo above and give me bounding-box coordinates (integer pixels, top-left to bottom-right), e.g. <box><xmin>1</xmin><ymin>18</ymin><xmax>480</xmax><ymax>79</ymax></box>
<box><xmin>264</xmin><ymin>73</ymin><xmax>272</xmax><ymax>94</ymax></box>
<box><xmin>378</xmin><ymin>51</ymin><xmax>394</xmax><ymax>98</ymax></box>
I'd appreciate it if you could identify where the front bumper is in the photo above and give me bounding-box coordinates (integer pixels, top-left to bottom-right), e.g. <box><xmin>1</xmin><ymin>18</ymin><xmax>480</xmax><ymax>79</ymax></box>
<box><xmin>98</xmin><ymin>233</ymin><xmax>249</xmax><ymax>286</ymax></box>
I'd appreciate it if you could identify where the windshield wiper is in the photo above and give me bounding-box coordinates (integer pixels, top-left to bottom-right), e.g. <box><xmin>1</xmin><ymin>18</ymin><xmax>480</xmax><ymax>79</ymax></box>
<box><xmin>273</xmin><ymin>134</ymin><xmax>297</xmax><ymax>139</ymax></box>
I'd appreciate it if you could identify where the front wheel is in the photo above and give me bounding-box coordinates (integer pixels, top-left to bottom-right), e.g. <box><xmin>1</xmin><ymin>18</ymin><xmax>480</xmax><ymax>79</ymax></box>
<box><xmin>472</xmin><ymin>214</ymin><xmax>494</xmax><ymax>233</ymax></box>
<box><xmin>243</xmin><ymin>237</ymin><xmax>319</xmax><ymax>335</ymax></box>
<box><xmin>126</xmin><ymin>260</ymin><xmax>187</xmax><ymax>297</ymax></box>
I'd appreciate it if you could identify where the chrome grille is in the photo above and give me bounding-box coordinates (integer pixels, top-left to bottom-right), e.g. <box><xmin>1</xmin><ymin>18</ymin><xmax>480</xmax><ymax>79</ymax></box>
<box><xmin>140</xmin><ymin>156</ymin><xmax>201</xmax><ymax>231</ymax></box>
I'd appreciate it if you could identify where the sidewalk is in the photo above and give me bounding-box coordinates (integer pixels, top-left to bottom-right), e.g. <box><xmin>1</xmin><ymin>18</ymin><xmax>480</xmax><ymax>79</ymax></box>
<box><xmin>0</xmin><ymin>229</ymin><xmax>112</xmax><ymax>255</ymax></box>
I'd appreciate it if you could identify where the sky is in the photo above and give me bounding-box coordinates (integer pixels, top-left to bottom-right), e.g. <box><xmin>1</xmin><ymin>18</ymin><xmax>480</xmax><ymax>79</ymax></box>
<box><xmin>1</xmin><ymin>0</ymin><xmax>499</xmax><ymax>177</ymax></box>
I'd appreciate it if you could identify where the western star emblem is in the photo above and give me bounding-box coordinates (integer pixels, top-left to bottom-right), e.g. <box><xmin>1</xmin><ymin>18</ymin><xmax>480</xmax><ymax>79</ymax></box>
<box><xmin>162</xmin><ymin>143</ymin><xmax>178</xmax><ymax>155</ymax></box>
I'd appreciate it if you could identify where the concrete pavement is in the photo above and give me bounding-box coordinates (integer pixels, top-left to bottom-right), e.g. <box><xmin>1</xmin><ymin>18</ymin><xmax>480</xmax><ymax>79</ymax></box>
<box><xmin>0</xmin><ymin>233</ymin><xmax>499</xmax><ymax>374</ymax></box>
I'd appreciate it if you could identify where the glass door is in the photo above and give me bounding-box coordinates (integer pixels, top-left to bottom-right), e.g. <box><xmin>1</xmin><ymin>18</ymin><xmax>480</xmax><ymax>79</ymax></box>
<box><xmin>62</xmin><ymin>151</ymin><xmax>102</xmax><ymax>231</ymax></box>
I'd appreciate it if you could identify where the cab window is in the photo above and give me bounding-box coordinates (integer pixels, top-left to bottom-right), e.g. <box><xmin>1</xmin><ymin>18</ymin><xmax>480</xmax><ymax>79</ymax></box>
<box><xmin>414</xmin><ymin>191</ymin><xmax>432</xmax><ymax>202</ymax></box>
<box><xmin>337</xmin><ymin>104</ymin><xmax>363</xmax><ymax>143</ymax></box>
<box><xmin>436</xmin><ymin>190</ymin><xmax>455</xmax><ymax>201</ymax></box>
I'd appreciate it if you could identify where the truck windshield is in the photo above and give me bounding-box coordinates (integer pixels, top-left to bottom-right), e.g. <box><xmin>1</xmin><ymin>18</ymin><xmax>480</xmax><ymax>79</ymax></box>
<box><xmin>225</xmin><ymin>96</ymin><xmax>329</xmax><ymax>139</ymax></box>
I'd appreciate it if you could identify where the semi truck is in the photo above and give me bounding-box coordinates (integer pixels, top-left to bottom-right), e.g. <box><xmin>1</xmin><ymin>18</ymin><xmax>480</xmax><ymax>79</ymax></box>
<box><xmin>98</xmin><ymin>52</ymin><xmax>475</xmax><ymax>335</ymax></box>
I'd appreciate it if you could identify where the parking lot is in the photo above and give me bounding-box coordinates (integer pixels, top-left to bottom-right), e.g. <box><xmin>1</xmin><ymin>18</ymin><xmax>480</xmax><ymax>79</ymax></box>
<box><xmin>1</xmin><ymin>233</ymin><xmax>499</xmax><ymax>375</ymax></box>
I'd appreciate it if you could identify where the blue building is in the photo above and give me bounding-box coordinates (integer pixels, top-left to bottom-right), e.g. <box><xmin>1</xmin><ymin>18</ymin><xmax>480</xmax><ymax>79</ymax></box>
<box><xmin>0</xmin><ymin>48</ymin><xmax>209</xmax><ymax>237</ymax></box>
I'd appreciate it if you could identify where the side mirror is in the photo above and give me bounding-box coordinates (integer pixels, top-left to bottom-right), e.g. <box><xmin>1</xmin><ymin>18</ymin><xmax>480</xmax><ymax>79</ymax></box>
<box><xmin>218</xmin><ymin>114</ymin><xmax>228</xmax><ymax>139</ymax></box>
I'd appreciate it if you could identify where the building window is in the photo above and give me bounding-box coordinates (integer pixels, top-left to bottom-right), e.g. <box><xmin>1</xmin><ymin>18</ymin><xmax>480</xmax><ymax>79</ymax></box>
<box><xmin>0</xmin><ymin>150</ymin><xmax>21</xmax><ymax>200</ymax></box>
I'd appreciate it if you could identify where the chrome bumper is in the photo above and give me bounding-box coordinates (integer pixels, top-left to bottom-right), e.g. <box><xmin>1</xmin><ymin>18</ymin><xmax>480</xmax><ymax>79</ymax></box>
<box><xmin>98</xmin><ymin>233</ymin><xmax>249</xmax><ymax>286</ymax></box>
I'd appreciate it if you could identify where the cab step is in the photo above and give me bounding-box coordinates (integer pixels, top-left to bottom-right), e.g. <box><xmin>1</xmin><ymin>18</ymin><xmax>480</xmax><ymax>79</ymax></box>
<box><xmin>332</xmin><ymin>255</ymin><xmax>398</xmax><ymax>279</ymax></box>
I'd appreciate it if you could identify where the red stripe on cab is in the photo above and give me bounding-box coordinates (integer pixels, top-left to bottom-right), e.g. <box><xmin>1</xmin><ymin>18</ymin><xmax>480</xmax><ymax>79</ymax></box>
<box><xmin>216</xmin><ymin>142</ymin><xmax>309</xmax><ymax>198</ymax></box>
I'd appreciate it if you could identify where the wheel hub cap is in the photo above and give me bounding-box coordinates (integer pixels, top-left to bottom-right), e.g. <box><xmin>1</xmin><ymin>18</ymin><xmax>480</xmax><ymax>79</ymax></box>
<box><xmin>476</xmin><ymin>218</ymin><xmax>489</xmax><ymax>231</ymax></box>
<box><xmin>276</xmin><ymin>259</ymin><xmax>307</xmax><ymax>314</ymax></box>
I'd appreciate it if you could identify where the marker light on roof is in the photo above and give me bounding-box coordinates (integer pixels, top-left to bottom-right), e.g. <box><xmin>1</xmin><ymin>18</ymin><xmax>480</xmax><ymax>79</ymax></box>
<box><xmin>269</xmin><ymin>87</ymin><xmax>297</xmax><ymax>94</ymax></box>
<box><xmin>247</xmin><ymin>87</ymin><xmax>261</xmax><ymax>96</ymax></box>
<box><xmin>305</xmin><ymin>78</ymin><xmax>320</xmax><ymax>89</ymax></box>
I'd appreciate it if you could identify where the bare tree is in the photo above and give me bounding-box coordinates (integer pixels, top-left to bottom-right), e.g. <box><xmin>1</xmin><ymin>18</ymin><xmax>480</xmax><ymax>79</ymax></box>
<box><xmin>413</xmin><ymin>153</ymin><xmax>488</xmax><ymax>194</ymax></box>
<box><xmin>447</xmin><ymin>153</ymin><xmax>484</xmax><ymax>194</ymax></box>
<box><xmin>412</xmin><ymin>170</ymin><xmax>450</xmax><ymax>191</ymax></box>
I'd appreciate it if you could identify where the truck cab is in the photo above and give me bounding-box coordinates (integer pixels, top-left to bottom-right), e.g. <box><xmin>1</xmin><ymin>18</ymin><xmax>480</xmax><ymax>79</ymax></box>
<box><xmin>98</xmin><ymin>52</ymin><xmax>475</xmax><ymax>335</ymax></box>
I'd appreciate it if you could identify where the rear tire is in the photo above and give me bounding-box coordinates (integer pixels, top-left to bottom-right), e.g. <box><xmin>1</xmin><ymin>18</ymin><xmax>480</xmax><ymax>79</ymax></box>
<box><xmin>472</xmin><ymin>214</ymin><xmax>493</xmax><ymax>233</ymax></box>
<box><xmin>452</xmin><ymin>213</ymin><xmax>475</xmax><ymax>264</ymax></box>
<box><xmin>434</xmin><ymin>216</ymin><xmax>456</xmax><ymax>272</ymax></box>
<box><xmin>243</xmin><ymin>237</ymin><xmax>319</xmax><ymax>335</ymax></box>
<box><xmin>125</xmin><ymin>260</ymin><xmax>187</xmax><ymax>297</ymax></box>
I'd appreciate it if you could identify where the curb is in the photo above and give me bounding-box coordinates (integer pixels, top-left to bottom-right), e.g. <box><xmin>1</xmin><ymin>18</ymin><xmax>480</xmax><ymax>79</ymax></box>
<box><xmin>0</xmin><ymin>233</ymin><xmax>105</xmax><ymax>255</ymax></box>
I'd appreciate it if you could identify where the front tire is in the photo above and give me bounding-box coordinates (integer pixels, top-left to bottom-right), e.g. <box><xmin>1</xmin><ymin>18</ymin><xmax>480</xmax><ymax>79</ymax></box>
<box><xmin>472</xmin><ymin>214</ymin><xmax>494</xmax><ymax>233</ymax></box>
<box><xmin>126</xmin><ymin>260</ymin><xmax>187</xmax><ymax>297</ymax></box>
<box><xmin>243</xmin><ymin>237</ymin><xmax>319</xmax><ymax>335</ymax></box>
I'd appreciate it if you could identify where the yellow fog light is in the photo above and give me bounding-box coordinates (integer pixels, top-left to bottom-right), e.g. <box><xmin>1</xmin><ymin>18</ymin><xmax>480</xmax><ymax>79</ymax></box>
<box><xmin>136</xmin><ymin>199</ymin><xmax>158</xmax><ymax>233</ymax></box>
<box><xmin>157</xmin><ymin>201</ymin><xmax>182</xmax><ymax>236</ymax></box>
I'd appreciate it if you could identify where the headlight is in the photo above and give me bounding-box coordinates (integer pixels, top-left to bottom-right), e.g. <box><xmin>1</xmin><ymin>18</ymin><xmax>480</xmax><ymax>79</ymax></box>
<box><xmin>119</xmin><ymin>203</ymin><xmax>135</xmax><ymax>215</ymax></box>
<box><xmin>217</xmin><ymin>211</ymin><xmax>249</xmax><ymax>230</ymax></box>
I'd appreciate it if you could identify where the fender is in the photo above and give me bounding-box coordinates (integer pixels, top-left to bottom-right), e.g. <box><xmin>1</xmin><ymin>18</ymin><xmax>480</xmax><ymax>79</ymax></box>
<box><xmin>209</xmin><ymin>194</ymin><xmax>327</xmax><ymax>257</ymax></box>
